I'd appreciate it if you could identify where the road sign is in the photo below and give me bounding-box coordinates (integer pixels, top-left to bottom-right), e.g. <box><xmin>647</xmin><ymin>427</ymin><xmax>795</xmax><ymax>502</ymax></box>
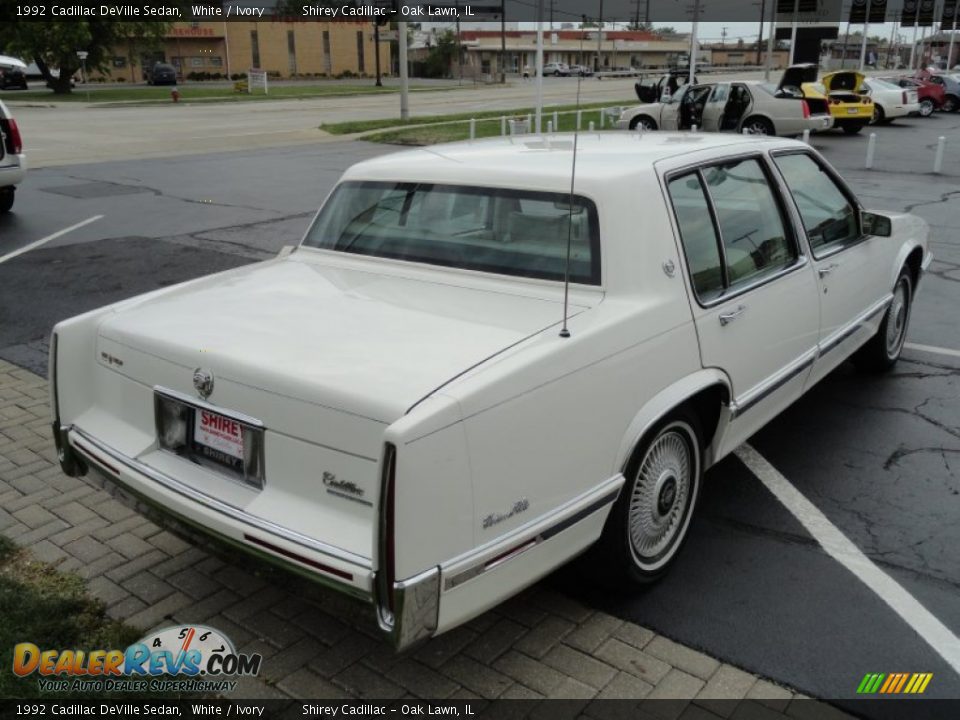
<box><xmin>371</xmin><ymin>30</ymin><xmax>398</xmax><ymax>41</ymax></box>
<box><xmin>76</xmin><ymin>51</ymin><xmax>89</xmax><ymax>60</ymax></box>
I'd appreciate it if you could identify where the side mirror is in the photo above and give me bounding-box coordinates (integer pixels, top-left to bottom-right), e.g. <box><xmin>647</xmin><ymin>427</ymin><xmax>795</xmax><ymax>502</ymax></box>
<box><xmin>862</xmin><ymin>211</ymin><xmax>892</xmax><ymax>237</ymax></box>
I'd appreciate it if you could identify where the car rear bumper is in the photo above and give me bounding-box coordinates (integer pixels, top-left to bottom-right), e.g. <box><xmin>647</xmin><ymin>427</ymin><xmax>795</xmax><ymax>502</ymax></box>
<box><xmin>53</xmin><ymin>422</ymin><xmax>441</xmax><ymax>651</ymax></box>
<box><xmin>0</xmin><ymin>154</ymin><xmax>26</xmax><ymax>187</ymax></box>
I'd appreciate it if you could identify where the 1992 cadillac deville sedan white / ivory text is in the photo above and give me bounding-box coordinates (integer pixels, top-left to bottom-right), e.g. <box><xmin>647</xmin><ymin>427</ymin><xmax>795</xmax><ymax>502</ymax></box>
<box><xmin>50</xmin><ymin>133</ymin><xmax>931</xmax><ymax>650</ymax></box>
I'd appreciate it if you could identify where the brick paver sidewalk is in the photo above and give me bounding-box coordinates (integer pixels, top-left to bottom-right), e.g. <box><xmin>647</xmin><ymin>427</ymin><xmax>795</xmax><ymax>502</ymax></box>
<box><xmin>0</xmin><ymin>359</ymin><xmax>849</xmax><ymax>718</ymax></box>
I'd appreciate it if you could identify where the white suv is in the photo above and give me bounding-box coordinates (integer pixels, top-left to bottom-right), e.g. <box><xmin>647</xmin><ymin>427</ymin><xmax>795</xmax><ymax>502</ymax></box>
<box><xmin>0</xmin><ymin>99</ymin><xmax>26</xmax><ymax>213</ymax></box>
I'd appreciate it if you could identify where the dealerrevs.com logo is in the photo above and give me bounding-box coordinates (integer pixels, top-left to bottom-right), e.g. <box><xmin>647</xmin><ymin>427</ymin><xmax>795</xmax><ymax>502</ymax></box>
<box><xmin>12</xmin><ymin>625</ymin><xmax>262</xmax><ymax>693</ymax></box>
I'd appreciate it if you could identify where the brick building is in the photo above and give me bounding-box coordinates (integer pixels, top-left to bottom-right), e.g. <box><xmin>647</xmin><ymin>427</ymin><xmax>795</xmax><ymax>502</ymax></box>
<box><xmin>101</xmin><ymin>21</ymin><xmax>390</xmax><ymax>82</ymax></box>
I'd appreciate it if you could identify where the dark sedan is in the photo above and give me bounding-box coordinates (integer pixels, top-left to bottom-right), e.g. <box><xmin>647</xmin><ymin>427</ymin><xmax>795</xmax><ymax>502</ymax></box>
<box><xmin>0</xmin><ymin>67</ymin><xmax>28</xmax><ymax>90</ymax></box>
<box><xmin>147</xmin><ymin>63</ymin><xmax>178</xmax><ymax>86</ymax></box>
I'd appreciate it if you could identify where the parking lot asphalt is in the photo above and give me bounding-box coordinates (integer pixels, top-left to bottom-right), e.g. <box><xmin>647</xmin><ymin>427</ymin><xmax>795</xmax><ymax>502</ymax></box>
<box><xmin>0</xmin><ymin>112</ymin><xmax>958</xmax><ymax>707</ymax></box>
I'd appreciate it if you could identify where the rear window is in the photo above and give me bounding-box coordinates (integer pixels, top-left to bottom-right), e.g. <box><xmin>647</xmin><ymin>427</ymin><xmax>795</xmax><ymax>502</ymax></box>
<box><xmin>303</xmin><ymin>181</ymin><xmax>601</xmax><ymax>285</ymax></box>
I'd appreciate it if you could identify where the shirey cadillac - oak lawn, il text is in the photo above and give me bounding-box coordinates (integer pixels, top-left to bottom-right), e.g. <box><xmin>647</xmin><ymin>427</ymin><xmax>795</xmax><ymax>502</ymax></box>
<box><xmin>51</xmin><ymin>133</ymin><xmax>930</xmax><ymax>649</ymax></box>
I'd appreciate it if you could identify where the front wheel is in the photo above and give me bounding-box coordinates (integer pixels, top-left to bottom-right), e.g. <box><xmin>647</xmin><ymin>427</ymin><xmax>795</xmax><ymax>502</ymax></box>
<box><xmin>919</xmin><ymin>98</ymin><xmax>935</xmax><ymax>117</ymax></box>
<box><xmin>597</xmin><ymin>413</ymin><xmax>702</xmax><ymax>585</ymax></box>
<box><xmin>854</xmin><ymin>268</ymin><xmax>913</xmax><ymax>372</ymax></box>
<box><xmin>0</xmin><ymin>187</ymin><xmax>14</xmax><ymax>214</ymax></box>
<box><xmin>943</xmin><ymin>95</ymin><xmax>959</xmax><ymax>113</ymax></box>
<box><xmin>841</xmin><ymin>122</ymin><xmax>865</xmax><ymax>135</ymax></box>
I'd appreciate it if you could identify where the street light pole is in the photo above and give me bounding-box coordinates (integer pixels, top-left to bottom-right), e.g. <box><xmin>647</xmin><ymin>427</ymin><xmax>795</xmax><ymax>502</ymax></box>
<box><xmin>374</xmin><ymin>22</ymin><xmax>382</xmax><ymax>87</ymax></box>
<box><xmin>398</xmin><ymin>21</ymin><xmax>409</xmax><ymax>120</ymax></box>
<box><xmin>764</xmin><ymin>0</ymin><xmax>775</xmax><ymax>81</ymax></box>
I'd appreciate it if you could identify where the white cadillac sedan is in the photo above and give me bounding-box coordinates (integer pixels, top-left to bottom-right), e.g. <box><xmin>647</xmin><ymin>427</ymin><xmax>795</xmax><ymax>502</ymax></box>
<box><xmin>862</xmin><ymin>78</ymin><xmax>921</xmax><ymax>124</ymax></box>
<box><xmin>51</xmin><ymin>134</ymin><xmax>931</xmax><ymax>650</ymax></box>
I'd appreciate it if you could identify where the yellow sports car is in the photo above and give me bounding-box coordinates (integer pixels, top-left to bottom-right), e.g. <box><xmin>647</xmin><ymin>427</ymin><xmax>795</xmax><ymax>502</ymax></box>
<box><xmin>778</xmin><ymin>64</ymin><xmax>874</xmax><ymax>134</ymax></box>
<box><xmin>804</xmin><ymin>70</ymin><xmax>874</xmax><ymax>135</ymax></box>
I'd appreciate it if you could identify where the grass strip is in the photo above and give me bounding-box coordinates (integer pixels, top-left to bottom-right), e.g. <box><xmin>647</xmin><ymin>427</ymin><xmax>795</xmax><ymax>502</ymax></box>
<box><xmin>321</xmin><ymin>99</ymin><xmax>634</xmax><ymax>135</ymax></box>
<box><xmin>365</xmin><ymin>107</ymin><xmax>621</xmax><ymax>146</ymax></box>
<box><xmin>0</xmin><ymin>535</ymin><xmax>183</xmax><ymax>699</ymax></box>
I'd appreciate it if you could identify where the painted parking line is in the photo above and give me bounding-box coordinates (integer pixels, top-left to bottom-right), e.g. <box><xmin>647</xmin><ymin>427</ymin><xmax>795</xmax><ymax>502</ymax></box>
<box><xmin>735</xmin><ymin>443</ymin><xmax>960</xmax><ymax>677</ymax></box>
<box><xmin>0</xmin><ymin>215</ymin><xmax>103</xmax><ymax>266</ymax></box>
<box><xmin>904</xmin><ymin>343</ymin><xmax>960</xmax><ymax>360</ymax></box>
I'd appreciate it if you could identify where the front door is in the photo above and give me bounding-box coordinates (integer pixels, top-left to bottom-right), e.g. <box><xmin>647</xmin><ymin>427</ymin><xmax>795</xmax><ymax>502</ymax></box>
<box><xmin>770</xmin><ymin>150</ymin><xmax>893</xmax><ymax>386</ymax></box>
<box><xmin>665</xmin><ymin>156</ymin><xmax>820</xmax><ymax>456</ymax></box>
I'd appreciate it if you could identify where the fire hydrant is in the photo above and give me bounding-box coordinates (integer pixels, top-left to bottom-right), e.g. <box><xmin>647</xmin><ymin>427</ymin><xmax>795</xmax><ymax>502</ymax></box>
<box><xmin>171</xmin><ymin>87</ymin><xmax>180</xmax><ymax>103</ymax></box>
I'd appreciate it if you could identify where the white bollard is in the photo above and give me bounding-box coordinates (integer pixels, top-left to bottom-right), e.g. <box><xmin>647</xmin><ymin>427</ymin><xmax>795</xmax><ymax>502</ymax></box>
<box><xmin>547</xmin><ymin>120</ymin><xmax>553</xmax><ymax>134</ymax></box>
<box><xmin>526</xmin><ymin>113</ymin><xmax>532</xmax><ymax>131</ymax></box>
<box><xmin>469</xmin><ymin>118</ymin><xmax>476</xmax><ymax>140</ymax></box>
<box><xmin>577</xmin><ymin>110</ymin><xmax>582</xmax><ymax>130</ymax></box>
<box><xmin>742</xmin><ymin>127</ymin><xmax>751</xmax><ymax>135</ymax></box>
<box><xmin>865</xmin><ymin>132</ymin><xmax>876</xmax><ymax>169</ymax></box>
<box><xmin>599</xmin><ymin>111</ymin><xmax>605</xmax><ymax>129</ymax></box>
<box><xmin>589</xmin><ymin>121</ymin><xmax>595</xmax><ymax>132</ymax></box>
<box><xmin>553</xmin><ymin>111</ymin><xmax>559</xmax><ymax>131</ymax></box>
<box><xmin>934</xmin><ymin>136</ymin><xmax>946</xmax><ymax>173</ymax></box>
<box><xmin>802</xmin><ymin>129</ymin><xmax>810</xmax><ymax>144</ymax></box>
<box><xmin>501</xmin><ymin>116</ymin><xmax>506</xmax><ymax>136</ymax></box>
<box><xmin>691</xmin><ymin>124</ymin><xmax>698</xmax><ymax>133</ymax></box>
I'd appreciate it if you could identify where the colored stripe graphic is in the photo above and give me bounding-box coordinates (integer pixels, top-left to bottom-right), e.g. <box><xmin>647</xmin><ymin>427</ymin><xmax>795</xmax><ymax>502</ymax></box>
<box><xmin>857</xmin><ymin>672</ymin><xmax>932</xmax><ymax>694</ymax></box>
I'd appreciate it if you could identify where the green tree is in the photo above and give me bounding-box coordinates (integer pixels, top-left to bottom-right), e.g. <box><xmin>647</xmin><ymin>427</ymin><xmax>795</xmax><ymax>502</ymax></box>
<box><xmin>423</xmin><ymin>29</ymin><xmax>457</xmax><ymax>79</ymax></box>
<box><xmin>0</xmin><ymin>21</ymin><xmax>171</xmax><ymax>93</ymax></box>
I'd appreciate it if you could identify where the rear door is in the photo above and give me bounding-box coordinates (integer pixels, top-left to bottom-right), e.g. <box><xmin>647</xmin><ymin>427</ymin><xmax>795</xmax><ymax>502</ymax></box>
<box><xmin>699</xmin><ymin>84</ymin><xmax>728</xmax><ymax>131</ymax></box>
<box><xmin>664</xmin><ymin>154</ymin><xmax>820</xmax><ymax>455</ymax></box>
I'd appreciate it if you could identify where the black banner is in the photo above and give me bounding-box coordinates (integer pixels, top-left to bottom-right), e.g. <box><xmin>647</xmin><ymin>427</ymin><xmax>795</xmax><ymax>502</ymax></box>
<box><xmin>850</xmin><ymin>0</ymin><xmax>887</xmax><ymax>23</ymax></box>
<box><xmin>943</xmin><ymin>0</ymin><xmax>958</xmax><ymax>29</ymax></box>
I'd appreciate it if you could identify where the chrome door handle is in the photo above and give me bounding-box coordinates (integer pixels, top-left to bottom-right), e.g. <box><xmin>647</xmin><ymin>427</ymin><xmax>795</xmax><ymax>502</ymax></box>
<box><xmin>719</xmin><ymin>305</ymin><xmax>746</xmax><ymax>326</ymax></box>
<box><xmin>818</xmin><ymin>263</ymin><xmax>840</xmax><ymax>278</ymax></box>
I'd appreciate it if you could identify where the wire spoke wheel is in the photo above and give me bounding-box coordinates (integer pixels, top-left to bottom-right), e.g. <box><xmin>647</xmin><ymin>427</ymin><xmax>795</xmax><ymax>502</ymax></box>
<box><xmin>627</xmin><ymin>425</ymin><xmax>696</xmax><ymax>570</ymax></box>
<box><xmin>885</xmin><ymin>277</ymin><xmax>910</xmax><ymax>358</ymax></box>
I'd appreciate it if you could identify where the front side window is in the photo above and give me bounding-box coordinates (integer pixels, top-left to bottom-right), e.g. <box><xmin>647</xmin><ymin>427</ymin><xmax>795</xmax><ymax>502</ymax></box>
<box><xmin>773</xmin><ymin>153</ymin><xmax>859</xmax><ymax>256</ymax></box>
<box><xmin>303</xmin><ymin>182</ymin><xmax>601</xmax><ymax>284</ymax></box>
<box><xmin>668</xmin><ymin>157</ymin><xmax>797</xmax><ymax>303</ymax></box>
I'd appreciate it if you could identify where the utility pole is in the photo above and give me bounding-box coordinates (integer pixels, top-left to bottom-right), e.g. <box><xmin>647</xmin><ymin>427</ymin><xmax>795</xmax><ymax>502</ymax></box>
<box><xmin>789</xmin><ymin>0</ymin><xmax>800</xmax><ymax>64</ymax></box>
<box><xmin>596</xmin><ymin>0</ymin><xmax>604</xmax><ymax>71</ymax></box>
<box><xmin>948</xmin><ymin>14</ymin><xmax>958</xmax><ymax>70</ymax></box>
<box><xmin>859</xmin><ymin>0</ymin><xmax>872</xmax><ymax>71</ymax></box>
<box><xmin>374</xmin><ymin>21</ymin><xmax>382</xmax><ymax>87</ymax></box>
<box><xmin>764</xmin><ymin>0</ymin><xmax>775</xmax><ymax>81</ymax></box>
<box><xmin>500</xmin><ymin>0</ymin><xmax>506</xmax><ymax>83</ymax></box>
<box><xmin>908</xmin><ymin>0</ymin><xmax>920</xmax><ymax>70</ymax></box>
<box><xmin>887</xmin><ymin>20</ymin><xmax>898</xmax><ymax>68</ymax></box>
<box><xmin>689</xmin><ymin>0</ymin><xmax>701</xmax><ymax>85</ymax></box>
<box><xmin>398</xmin><ymin>21</ymin><xmax>409</xmax><ymax>120</ymax></box>
<box><xmin>536</xmin><ymin>0</ymin><xmax>544</xmax><ymax>133</ymax></box>
<box><xmin>841</xmin><ymin>15</ymin><xmax>851</xmax><ymax>69</ymax></box>
<box><xmin>757</xmin><ymin>0</ymin><xmax>765</xmax><ymax>65</ymax></box>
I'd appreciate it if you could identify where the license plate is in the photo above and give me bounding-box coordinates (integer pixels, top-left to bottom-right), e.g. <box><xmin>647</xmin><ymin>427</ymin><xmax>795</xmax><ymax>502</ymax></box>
<box><xmin>194</xmin><ymin>408</ymin><xmax>245</xmax><ymax>470</ymax></box>
<box><xmin>846</xmin><ymin>108</ymin><xmax>860</xmax><ymax>115</ymax></box>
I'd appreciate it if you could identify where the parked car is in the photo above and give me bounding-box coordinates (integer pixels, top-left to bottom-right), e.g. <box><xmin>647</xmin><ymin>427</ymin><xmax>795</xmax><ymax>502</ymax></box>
<box><xmin>147</xmin><ymin>62</ymin><xmax>178</xmax><ymax>85</ymax></box>
<box><xmin>50</xmin><ymin>133</ymin><xmax>931</xmax><ymax>650</ymax></box>
<box><xmin>543</xmin><ymin>62</ymin><xmax>570</xmax><ymax>77</ymax></box>
<box><xmin>881</xmin><ymin>76</ymin><xmax>944</xmax><ymax>116</ymax></box>
<box><xmin>780</xmin><ymin>64</ymin><xmax>873</xmax><ymax>134</ymax></box>
<box><xmin>0</xmin><ymin>67</ymin><xmax>27</xmax><ymax>90</ymax></box>
<box><xmin>616</xmin><ymin>79</ymin><xmax>832</xmax><ymax>136</ymax></box>
<box><xmin>914</xmin><ymin>70</ymin><xmax>960</xmax><ymax>112</ymax></box>
<box><xmin>861</xmin><ymin>78</ymin><xmax>920</xmax><ymax>124</ymax></box>
<box><xmin>569</xmin><ymin>64</ymin><xmax>594</xmax><ymax>77</ymax></box>
<box><xmin>0</xmin><ymin>100</ymin><xmax>25</xmax><ymax>213</ymax></box>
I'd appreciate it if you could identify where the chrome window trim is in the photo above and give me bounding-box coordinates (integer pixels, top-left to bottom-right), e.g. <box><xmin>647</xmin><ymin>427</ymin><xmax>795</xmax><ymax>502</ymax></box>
<box><xmin>65</xmin><ymin>425</ymin><xmax>372</xmax><ymax>569</ymax></box>
<box><xmin>663</xmin><ymin>152</ymin><xmax>807</xmax><ymax>310</ymax></box>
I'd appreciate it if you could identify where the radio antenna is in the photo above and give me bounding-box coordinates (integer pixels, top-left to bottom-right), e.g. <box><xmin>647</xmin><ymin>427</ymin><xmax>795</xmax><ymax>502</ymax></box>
<box><xmin>559</xmin><ymin>16</ymin><xmax>588</xmax><ymax>339</ymax></box>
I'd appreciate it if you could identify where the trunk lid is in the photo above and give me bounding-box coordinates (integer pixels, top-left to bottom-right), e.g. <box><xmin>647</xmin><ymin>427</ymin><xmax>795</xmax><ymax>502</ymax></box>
<box><xmin>778</xmin><ymin>63</ymin><xmax>819</xmax><ymax>92</ymax></box>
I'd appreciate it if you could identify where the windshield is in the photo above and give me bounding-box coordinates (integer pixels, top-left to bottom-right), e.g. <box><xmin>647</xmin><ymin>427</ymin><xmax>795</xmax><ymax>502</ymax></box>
<box><xmin>869</xmin><ymin>79</ymin><xmax>900</xmax><ymax>91</ymax></box>
<box><xmin>303</xmin><ymin>182</ymin><xmax>601</xmax><ymax>285</ymax></box>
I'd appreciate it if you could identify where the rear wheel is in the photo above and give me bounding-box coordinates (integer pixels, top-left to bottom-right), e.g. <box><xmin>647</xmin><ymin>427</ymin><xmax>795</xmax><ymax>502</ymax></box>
<box><xmin>841</xmin><ymin>122</ymin><xmax>865</xmax><ymax>134</ymax></box>
<box><xmin>871</xmin><ymin>104</ymin><xmax>886</xmax><ymax>125</ymax></box>
<box><xmin>742</xmin><ymin>116</ymin><xmax>774</xmax><ymax>135</ymax></box>
<box><xmin>943</xmin><ymin>95</ymin><xmax>959</xmax><ymax>113</ymax></box>
<box><xmin>596</xmin><ymin>412</ymin><xmax>702</xmax><ymax>585</ymax></box>
<box><xmin>919</xmin><ymin>98</ymin><xmax>935</xmax><ymax>117</ymax></box>
<box><xmin>854</xmin><ymin>267</ymin><xmax>912</xmax><ymax>372</ymax></box>
<box><xmin>629</xmin><ymin>115</ymin><xmax>658</xmax><ymax>131</ymax></box>
<box><xmin>0</xmin><ymin>187</ymin><xmax>14</xmax><ymax>214</ymax></box>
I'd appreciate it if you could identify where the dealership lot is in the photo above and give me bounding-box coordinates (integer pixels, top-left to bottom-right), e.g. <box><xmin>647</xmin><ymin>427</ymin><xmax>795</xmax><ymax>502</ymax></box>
<box><xmin>0</xmin><ymin>102</ymin><xmax>958</xmax><ymax>709</ymax></box>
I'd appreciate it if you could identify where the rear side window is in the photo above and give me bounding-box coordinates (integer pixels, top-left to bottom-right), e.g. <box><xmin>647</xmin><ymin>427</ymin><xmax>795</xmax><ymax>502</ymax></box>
<box><xmin>773</xmin><ymin>153</ymin><xmax>859</xmax><ymax>257</ymax></box>
<box><xmin>304</xmin><ymin>182</ymin><xmax>601</xmax><ymax>284</ymax></box>
<box><xmin>668</xmin><ymin>157</ymin><xmax>797</xmax><ymax>303</ymax></box>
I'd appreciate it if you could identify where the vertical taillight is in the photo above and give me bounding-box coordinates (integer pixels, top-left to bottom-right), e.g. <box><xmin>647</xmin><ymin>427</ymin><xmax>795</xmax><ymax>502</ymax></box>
<box><xmin>377</xmin><ymin>442</ymin><xmax>397</xmax><ymax>622</ymax></box>
<box><xmin>801</xmin><ymin>99</ymin><xmax>811</xmax><ymax>118</ymax></box>
<box><xmin>902</xmin><ymin>91</ymin><xmax>908</xmax><ymax>104</ymax></box>
<box><xmin>6</xmin><ymin>118</ymin><xmax>22</xmax><ymax>155</ymax></box>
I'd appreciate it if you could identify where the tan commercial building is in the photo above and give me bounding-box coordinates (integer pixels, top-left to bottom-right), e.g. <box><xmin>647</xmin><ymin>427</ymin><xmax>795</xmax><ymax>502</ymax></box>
<box><xmin>101</xmin><ymin>21</ymin><xmax>390</xmax><ymax>82</ymax></box>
